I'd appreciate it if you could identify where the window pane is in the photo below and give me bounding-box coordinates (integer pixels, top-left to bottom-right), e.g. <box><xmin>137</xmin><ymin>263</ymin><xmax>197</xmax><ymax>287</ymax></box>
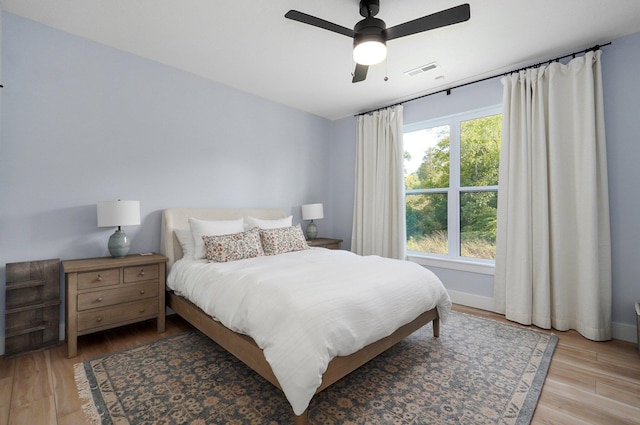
<box><xmin>406</xmin><ymin>193</ymin><xmax>448</xmax><ymax>255</ymax></box>
<box><xmin>460</xmin><ymin>114</ymin><xmax>501</xmax><ymax>187</ymax></box>
<box><xmin>404</xmin><ymin>125</ymin><xmax>450</xmax><ymax>190</ymax></box>
<box><xmin>460</xmin><ymin>191</ymin><xmax>497</xmax><ymax>260</ymax></box>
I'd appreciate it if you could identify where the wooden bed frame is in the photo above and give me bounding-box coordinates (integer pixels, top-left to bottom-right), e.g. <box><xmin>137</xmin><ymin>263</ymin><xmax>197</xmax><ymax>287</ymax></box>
<box><xmin>160</xmin><ymin>208</ymin><xmax>440</xmax><ymax>424</ymax></box>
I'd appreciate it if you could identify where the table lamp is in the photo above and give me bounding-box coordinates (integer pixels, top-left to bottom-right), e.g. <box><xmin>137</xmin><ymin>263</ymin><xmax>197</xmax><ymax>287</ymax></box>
<box><xmin>97</xmin><ymin>200</ymin><xmax>140</xmax><ymax>258</ymax></box>
<box><xmin>301</xmin><ymin>203</ymin><xmax>324</xmax><ymax>240</ymax></box>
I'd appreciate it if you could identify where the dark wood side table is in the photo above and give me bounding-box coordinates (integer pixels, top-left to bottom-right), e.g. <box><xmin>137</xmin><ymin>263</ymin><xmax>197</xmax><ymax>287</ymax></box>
<box><xmin>63</xmin><ymin>253</ymin><xmax>167</xmax><ymax>357</ymax></box>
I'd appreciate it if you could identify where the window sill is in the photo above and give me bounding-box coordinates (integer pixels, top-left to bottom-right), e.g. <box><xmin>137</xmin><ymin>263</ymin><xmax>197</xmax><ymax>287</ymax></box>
<box><xmin>407</xmin><ymin>254</ymin><xmax>495</xmax><ymax>275</ymax></box>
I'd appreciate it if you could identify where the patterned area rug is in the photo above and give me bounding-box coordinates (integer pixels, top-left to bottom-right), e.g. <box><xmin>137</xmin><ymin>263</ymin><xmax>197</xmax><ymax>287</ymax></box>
<box><xmin>74</xmin><ymin>312</ymin><xmax>557</xmax><ymax>425</ymax></box>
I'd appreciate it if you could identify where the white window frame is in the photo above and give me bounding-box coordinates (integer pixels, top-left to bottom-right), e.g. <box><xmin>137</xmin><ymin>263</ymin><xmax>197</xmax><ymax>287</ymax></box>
<box><xmin>403</xmin><ymin>105</ymin><xmax>501</xmax><ymax>274</ymax></box>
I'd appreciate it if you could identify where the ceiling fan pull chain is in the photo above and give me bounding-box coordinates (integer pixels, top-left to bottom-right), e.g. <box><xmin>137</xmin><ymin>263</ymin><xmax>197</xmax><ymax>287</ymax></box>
<box><xmin>384</xmin><ymin>55</ymin><xmax>389</xmax><ymax>81</ymax></box>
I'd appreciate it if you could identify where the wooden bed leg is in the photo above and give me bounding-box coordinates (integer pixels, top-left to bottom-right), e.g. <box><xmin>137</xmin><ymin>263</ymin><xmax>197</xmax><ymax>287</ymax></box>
<box><xmin>433</xmin><ymin>317</ymin><xmax>440</xmax><ymax>337</ymax></box>
<box><xmin>293</xmin><ymin>409</ymin><xmax>309</xmax><ymax>425</ymax></box>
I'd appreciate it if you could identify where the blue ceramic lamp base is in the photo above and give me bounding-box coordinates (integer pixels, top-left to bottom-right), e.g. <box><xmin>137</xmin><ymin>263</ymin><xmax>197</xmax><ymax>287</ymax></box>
<box><xmin>108</xmin><ymin>228</ymin><xmax>131</xmax><ymax>258</ymax></box>
<box><xmin>306</xmin><ymin>220</ymin><xmax>318</xmax><ymax>240</ymax></box>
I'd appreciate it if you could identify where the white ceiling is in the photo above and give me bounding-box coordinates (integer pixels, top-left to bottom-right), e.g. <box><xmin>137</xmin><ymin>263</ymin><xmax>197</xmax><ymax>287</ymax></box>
<box><xmin>2</xmin><ymin>0</ymin><xmax>640</xmax><ymax>120</ymax></box>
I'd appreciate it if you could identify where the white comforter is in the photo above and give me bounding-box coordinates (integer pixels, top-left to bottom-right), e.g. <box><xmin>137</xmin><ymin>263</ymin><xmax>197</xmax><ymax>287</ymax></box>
<box><xmin>167</xmin><ymin>248</ymin><xmax>451</xmax><ymax>415</ymax></box>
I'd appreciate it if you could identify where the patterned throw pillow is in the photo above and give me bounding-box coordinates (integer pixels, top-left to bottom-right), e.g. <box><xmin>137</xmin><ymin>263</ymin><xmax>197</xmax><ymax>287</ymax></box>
<box><xmin>202</xmin><ymin>227</ymin><xmax>264</xmax><ymax>263</ymax></box>
<box><xmin>259</xmin><ymin>224</ymin><xmax>310</xmax><ymax>256</ymax></box>
<box><xmin>189</xmin><ymin>217</ymin><xmax>245</xmax><ymax>260</ymax></box>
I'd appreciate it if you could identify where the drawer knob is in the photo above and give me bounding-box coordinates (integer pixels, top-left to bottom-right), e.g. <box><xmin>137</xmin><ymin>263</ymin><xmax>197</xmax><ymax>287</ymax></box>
<box><xmin>97</xmin><ymin>297</ymin><xmax>103</xmax><ymax>302</ymax></box>
<box><xmin>97</xmin><ymin>275</ymin><xmax>103</xmax><ymax>281</ymax></box>
<box><xmin>139</xmin><ymin>289</ymin><xmax>145</xmax><ymax>295</ymax></box>
<box><xmin>139</xmin><ymin>269</ymin><xmax>145</xmax><ymax>276</ymax></box>
<box><xmin>96</xmin><ymin>316</ymin><xmax>103</xmax><ymax>322</ymax></box>
<box><xmin>139</xmin><ymin>308</ymin><xmax>145</xmax><ymax>313</ymax></box>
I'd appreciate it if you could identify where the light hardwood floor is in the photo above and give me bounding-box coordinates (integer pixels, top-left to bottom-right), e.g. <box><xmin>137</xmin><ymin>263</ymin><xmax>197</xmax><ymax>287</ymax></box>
<box><xmin>0</xmin><ymin>305</ymin><xmax>638</xmax><ymax>425</ymax></box>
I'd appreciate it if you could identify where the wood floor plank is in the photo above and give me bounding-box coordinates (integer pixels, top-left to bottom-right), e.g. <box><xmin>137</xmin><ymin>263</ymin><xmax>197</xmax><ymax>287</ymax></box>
<box><xmin>0</xmin><ymin>357</ymin><xmax>15</xmax><ymax>425</ymax></box>
<box><xmin>0</xmin><ymin>407</ymin><xmax>9</xmax><ymax>425</ymax></box>
<box><xmin>554</xmin><ymin>343</ymin><xmax>598</xmax><ymax>361</ymax></box>
<box><xmin>10</xmin><ymin>351</ymin><xmax>52</xmax><ymax>409</ymax></box>
<box><xmin>597</xmin><ymin>348</ymin><xmax>640</xmax><ymax>371</ymax></box>
<box><xmin>531</xmin><ymin>404</ymin><xmax>595</xmax><ymax>425</ymax></box>
<box><xmin>541</xmin><ymin>379</ymin><xmax>640</xmax><ymax>425</ymax></box>
<box><xmin>0</xmin><ymin>376</ymin><xmax>13</xmax><ymax>405</ymax></box>
<box><xmin>49</xmin><ymin>345</ymin><xmax>84</xmax><ymax>418</ymax></box>
<box><xmin>0</xmin><ymin>377</ymin><xmax>12</xmax><ymax>425</ymax></box>
<box><xmin>596</xmin><ymin>375</ymin><xmax>640</xmax><ymax>406</ymax></box>
<box><xmin>554</xmin><ymin>346</ymin><xmax>640</xmax><ymax>384</ymax></box>
<box><xmin>57</xmin><ymin>409</ymin><xmax>91</xmax><ymax>425</ymax></box>
<box><xmin>8</xmin><ymin>396</ymin><xmax>56</xmax><ymax>425</ymax></box>
<box><xmin>546</xmin><ymin>364</ymin><xmax>596</xmax><ymax>393</ymax></box>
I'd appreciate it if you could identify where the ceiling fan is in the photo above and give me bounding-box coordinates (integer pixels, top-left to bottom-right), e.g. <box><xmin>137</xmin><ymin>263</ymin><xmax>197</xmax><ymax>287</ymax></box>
<box><xmin>285</xmin><ymin>0</ymin><xmax>470</xmax><ymax>83</ymax></box>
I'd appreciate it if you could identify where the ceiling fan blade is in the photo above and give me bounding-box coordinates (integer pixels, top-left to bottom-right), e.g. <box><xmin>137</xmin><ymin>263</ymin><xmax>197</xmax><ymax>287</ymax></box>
<box><xmin>352</xmin><ymin>63</ymin><xmax>369</xmax><ymax>83</ymax></box>
<box><xmin>285</xmin><ymin>10</ymin><xmax>355</xmax><ymax>38</ymax></box>
<box><xmin>386</xmin><ymin>3</ymin><xmax>470</xmax><ymax>40</ymax></box>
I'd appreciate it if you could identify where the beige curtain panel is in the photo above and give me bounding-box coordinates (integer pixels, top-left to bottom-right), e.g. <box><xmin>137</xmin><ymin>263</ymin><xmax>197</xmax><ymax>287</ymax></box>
<box><xmin>351</xmin><ymin>105</ymin><xmax>406</xmax><ymax>260</ymax></box>
<box><xmin>494</xmin><ymin>50</ymin><xmax>611</xmax><ymax>341</ymax></box>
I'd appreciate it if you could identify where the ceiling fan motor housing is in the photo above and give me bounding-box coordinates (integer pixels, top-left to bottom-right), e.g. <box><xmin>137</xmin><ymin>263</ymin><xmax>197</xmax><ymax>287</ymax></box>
<box><xmin>353</xmin><ymin>17</ymin><xmax>387</xmax><ymax>46</ymax></box>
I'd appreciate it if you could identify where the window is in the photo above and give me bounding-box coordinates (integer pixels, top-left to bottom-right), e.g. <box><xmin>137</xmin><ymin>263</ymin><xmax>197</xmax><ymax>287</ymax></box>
<box><xmin>404</xmin><ymin>106</ymin><xmax>501</xmax><ymax>264</ymax></box>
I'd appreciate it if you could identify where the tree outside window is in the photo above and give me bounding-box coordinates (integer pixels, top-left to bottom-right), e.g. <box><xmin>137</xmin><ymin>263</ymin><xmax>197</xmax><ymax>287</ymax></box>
<box><xmin>404</xmin><ymin>110</ymin><xmax>501</xmax><ymax>261</ymax></box>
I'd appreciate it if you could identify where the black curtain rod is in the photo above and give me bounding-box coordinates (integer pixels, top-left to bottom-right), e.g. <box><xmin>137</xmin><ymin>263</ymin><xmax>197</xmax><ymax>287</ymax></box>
<box><xmin>357</xmin><ymin>42</ymin><xmax>611</xmax><ymax>117</ymax></box>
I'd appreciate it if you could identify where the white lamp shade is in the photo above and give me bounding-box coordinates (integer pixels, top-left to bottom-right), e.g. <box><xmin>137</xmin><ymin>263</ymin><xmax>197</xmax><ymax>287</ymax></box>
<box><xmin>353</xmin><ymin>40</ymin><xmax>387</xmax><ymax>65</ymax></box>
<box><xmin>301</xmin><ymin>203</ymin><xmax>324</xmax><ymax>221</ymax></box>
<box><xmin>97</xmin><ymin>200</ymin><xmax>141</xmax><ymax>227</ymax></box>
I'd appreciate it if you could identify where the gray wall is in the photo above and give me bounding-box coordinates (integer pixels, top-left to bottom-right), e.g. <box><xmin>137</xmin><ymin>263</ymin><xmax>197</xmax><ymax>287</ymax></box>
<box><xmin>0</xmin><ymin>13</ymin><xmax>333</xmax><ymax>354</ymax></box>
<box><xmin>330</xmin><ymin>31</ymin><xmax>640</xmax><ymax>339</ymax></box>
<box><xmin>602</xmin><ymin>31</ymin><xmax>640</xmax><ymax>334</ymax></box>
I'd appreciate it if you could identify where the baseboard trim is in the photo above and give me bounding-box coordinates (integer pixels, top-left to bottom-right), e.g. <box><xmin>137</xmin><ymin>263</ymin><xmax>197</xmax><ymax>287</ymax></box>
<box><xmin>613</xmin><ymin>321</ymin><xmax>638</xmax><ymax>344</ymax></box>
<box><xmin>448</xmin><ymin>290</ymin><xmax>494</xmax><ymax>312</ymax></box>
<box><xmin>448</xmin><ymin>290</ymin><xmax>637</xmax><ymax>343</ymax></box>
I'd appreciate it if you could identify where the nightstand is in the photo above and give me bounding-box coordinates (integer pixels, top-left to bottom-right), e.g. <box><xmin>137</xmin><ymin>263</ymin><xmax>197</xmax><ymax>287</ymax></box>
<box><xmin>63</xmin><ymin>253</ymin><xmax>167</xmax><ymax>358</ymax></box>
<box><xmin>307</xmin><ymin>237</ymin><xmax>343</xmax><ymax>250</ymax></box>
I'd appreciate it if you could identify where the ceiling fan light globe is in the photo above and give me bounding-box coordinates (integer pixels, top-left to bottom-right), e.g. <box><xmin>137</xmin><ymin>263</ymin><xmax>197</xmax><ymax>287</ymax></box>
<box><xmin>353</xmin><ymin>40</ymin><xmax>387</xmax><ymax>65</ymax></box>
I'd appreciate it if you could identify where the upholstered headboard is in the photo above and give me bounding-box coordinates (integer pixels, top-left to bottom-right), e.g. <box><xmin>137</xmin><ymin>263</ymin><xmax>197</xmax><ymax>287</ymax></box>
<box><xmin>160</xmin><ymin>208</ymin><xmax>287</xmax><ymax>269</ymax></box>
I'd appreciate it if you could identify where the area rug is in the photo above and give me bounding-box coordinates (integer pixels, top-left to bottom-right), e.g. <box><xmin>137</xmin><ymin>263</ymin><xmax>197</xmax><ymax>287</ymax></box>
<box><xmin>74</xmin><ymin>312</ymin><xmax>557</xmax><ymax>425</ymax></box>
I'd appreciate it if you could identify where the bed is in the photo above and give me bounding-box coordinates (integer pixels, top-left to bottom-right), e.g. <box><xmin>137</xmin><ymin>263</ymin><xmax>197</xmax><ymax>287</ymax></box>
<box><xmin>160</xmin><ymin>208</ymin><xmax>451</xmax><ymax>424</ymax></box>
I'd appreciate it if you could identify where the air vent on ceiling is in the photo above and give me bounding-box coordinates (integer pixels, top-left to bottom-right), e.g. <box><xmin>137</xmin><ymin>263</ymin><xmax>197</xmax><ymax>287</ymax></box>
<box><xmin>405</xmin><ymin>62</ymin><xmax>439</xmax><ymax>77</ymax></box>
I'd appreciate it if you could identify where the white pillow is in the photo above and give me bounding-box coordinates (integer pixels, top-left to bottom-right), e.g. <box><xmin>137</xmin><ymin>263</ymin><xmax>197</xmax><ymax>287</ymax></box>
<box><xmin>188</xmin><ymin>217</ymin><xmax>245</xmax><ymax>259</ymax></box>
<box><xmin>246</xmin><ymin>215</ymin><xmax>293</xmax><ymax>230</ymax></box>
<box><xmin>174</xmin><ymin>229</ymin><xmax>195</xmax><ymax>260</ymax></box>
